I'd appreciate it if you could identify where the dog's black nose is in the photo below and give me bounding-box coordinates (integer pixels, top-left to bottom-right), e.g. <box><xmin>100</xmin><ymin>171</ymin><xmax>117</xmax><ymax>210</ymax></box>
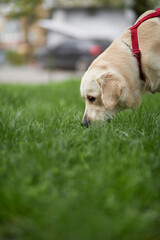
<box><xmin>82</xmin><ymin>116</ymin><xmax>89</xmax><ymax>127</ymax></box>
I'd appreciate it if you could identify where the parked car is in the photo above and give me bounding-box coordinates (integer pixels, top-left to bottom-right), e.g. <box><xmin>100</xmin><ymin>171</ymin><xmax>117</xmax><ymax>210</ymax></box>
<box><xmin>35</xmin><ymin>38</ymin><xmax>111</xmax><ymax>72</ymax></box>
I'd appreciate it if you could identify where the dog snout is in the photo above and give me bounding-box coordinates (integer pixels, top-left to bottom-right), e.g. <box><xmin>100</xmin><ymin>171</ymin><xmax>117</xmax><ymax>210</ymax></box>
<box><xmin>82</xmin><ymin>115</ymin><xmax>89</xmax><ymax>127</ymax></box>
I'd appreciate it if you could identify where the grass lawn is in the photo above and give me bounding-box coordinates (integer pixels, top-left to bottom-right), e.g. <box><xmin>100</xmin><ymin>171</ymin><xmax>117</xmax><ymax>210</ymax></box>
<box><xmin>0</xmin><ymin>80</ymin><xmax>160</xmax><ymax>240</ymax></box>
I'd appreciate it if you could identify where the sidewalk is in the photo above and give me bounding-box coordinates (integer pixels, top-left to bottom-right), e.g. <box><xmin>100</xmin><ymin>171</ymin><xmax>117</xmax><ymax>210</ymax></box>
<box><xmin>0</xmin><ymin>65</ymin><xmax>80</xmax><ymax>84</ymax></box>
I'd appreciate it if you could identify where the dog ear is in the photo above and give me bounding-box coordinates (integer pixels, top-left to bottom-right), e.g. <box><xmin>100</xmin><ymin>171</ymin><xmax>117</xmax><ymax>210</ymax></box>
<box><xmin>97</xmin><ymin>73</ymin><xmax>123</xmax><ymax>109</ymax></box>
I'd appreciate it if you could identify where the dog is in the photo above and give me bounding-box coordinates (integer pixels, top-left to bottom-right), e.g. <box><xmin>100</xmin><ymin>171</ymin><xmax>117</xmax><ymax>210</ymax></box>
<box><xmin>80</xmin><ymin>9</ymin><xmax>160</xmax><ymax>127</ymax></box>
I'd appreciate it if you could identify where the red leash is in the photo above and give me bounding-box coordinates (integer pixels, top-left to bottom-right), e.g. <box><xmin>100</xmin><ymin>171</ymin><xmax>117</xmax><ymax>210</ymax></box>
<box><xmin>130</xmin><ymin>8</ymin><xmax>160</xmax><ymax>81</ymax></box>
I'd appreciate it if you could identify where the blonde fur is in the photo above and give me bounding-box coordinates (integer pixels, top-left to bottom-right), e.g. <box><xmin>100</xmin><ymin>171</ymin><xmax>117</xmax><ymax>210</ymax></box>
<box><xmin>80</xmin><ymin>9</ymin><xmax>160</xmax><ymax>123</ymax></box>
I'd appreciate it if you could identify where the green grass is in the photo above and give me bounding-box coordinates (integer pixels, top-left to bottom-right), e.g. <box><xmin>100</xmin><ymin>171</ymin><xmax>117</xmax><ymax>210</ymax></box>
<box><xmin>0</xmin><ymin>80</ymin><xmax>160</xmax><ymax>240</ymax></box>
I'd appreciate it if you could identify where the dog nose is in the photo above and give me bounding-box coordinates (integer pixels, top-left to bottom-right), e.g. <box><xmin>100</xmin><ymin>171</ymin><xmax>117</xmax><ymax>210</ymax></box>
<box><xmin>82</xmin><ymin>116</ymin><xmax>89</xmax><ymax>127</ymax></box>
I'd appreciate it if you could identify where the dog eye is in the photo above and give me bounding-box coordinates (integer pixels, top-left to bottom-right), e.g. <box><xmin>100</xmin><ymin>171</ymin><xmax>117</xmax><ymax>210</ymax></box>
<box><xmin>88</xmin><ymin>96</ymin><xmax>96</xmax><ymax>103</ymax></box>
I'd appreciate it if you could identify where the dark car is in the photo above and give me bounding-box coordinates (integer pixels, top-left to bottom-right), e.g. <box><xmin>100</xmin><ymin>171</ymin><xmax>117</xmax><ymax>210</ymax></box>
<box><xmin>35</xmin><ymin>38</ymin><xmax>111</xmax><ymax>72</ymax></box>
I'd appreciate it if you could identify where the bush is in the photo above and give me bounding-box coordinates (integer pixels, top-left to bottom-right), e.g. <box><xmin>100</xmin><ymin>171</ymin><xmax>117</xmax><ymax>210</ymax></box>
<box><xmin>6</xmin><ymin>50</ymin><xmax>25</xmax><ymax>65</ymax></box>
<box><xmin>6</xmin><ymin>51</ymin><xmax>33</xmax><ymax>65</ymax></box>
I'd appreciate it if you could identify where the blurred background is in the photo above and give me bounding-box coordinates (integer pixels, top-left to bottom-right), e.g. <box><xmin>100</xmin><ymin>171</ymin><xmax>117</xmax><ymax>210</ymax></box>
<box><xmin>0</xmin><ymin>0</ymin><xmax>159</xmax><ymax>84</ymax></box>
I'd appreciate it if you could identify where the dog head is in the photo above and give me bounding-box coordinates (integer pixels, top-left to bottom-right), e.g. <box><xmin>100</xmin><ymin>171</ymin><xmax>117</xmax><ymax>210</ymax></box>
<box><xmin>80</xmin><ymin>67</ymin><xmax>139</xmax><ymax>127</ymax></box>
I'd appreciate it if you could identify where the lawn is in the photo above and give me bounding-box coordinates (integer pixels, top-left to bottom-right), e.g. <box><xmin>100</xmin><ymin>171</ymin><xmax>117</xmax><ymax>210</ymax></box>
<box><xmin>0</xmin><ymin>80</ymin><xmax>160</xmax><ymax>240</ymax></box>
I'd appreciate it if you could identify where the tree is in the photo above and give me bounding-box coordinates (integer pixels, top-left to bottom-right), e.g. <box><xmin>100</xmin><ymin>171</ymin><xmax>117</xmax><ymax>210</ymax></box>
<box><xmin>95</xmin><ymin>0</ymin><xmax>125</xmax><ymax>8</ymax></box>
<box><xmin>132</xmin><ymin>0</ymin><xmax>159</xmax><ymax>17</ymax></box>
<box><xmin>0</xmin><ymin>0</ymin><xmax>44</xmax><ymax>46</ymax></box>
<box><xmin>95</xmin><ymin>0</ymin><xmax>159</xmax><ymax>17</ymax></box>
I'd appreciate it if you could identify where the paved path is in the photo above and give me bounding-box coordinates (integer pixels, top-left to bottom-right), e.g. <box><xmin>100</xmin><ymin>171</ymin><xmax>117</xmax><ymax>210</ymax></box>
<box><xmin>0</xmin><ymin>65</ymin><xmax>81</xmax><ymax>84</ymax></box>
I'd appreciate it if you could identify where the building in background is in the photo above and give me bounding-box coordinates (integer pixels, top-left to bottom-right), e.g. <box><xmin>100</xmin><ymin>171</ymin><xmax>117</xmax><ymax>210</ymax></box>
<box><xmin>35</xmin><ymin>7</ymin><xmax>136</xmax><ymax>71</ymax></box>
<box><xmin>0</xmin><ymin>4</ymin><xmax>49</xmax><ymax>54</ymax></box>
<box><xmin>39</xmin><ymin>7</ymin><xmax>136</xmax><ymax>48</ymax></box>
<box><xmin>0</xmin><ymin>2</ymin><xmax>136</xmax><ymax>67</ymax></box>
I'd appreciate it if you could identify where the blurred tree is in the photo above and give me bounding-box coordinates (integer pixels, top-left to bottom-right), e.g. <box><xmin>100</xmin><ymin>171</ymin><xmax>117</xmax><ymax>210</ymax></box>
<box><xmin>0</xmin><ymin>0</ymin><xmax>43</xmax><ymax>18</ymax></box>
<box><xmin>132</xmin><ymin>0</ymin><xmax>159</xmax><ymax>16</ymax></box>
<box><xmin>95</xmin><ymin>0</ymin><xmax>124</xmax><ymax>8</ymax></box>
<box><xmin>0</xmin><ymin>0</ymin><xmax>44</xmax><ymax>47</ymax></box>
<box><xmin>95</xmin><ymin>0</ymin><xmax>159</xmax><ymax>16</ymax></box>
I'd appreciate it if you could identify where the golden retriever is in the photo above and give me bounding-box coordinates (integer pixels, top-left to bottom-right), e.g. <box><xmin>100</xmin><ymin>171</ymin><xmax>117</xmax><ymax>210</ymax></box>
<box><xmin>80</xmin><ymin>10</ymin><xmax>160</xmax><ymax>127</ymax></box>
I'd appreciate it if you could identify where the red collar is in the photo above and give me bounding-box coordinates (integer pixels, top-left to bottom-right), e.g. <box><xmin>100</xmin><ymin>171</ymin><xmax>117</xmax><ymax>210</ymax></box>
<box><xmin>130</xmin><ymin>8</ymin><xmax>160</xmax><ymax>81</ymax></box>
